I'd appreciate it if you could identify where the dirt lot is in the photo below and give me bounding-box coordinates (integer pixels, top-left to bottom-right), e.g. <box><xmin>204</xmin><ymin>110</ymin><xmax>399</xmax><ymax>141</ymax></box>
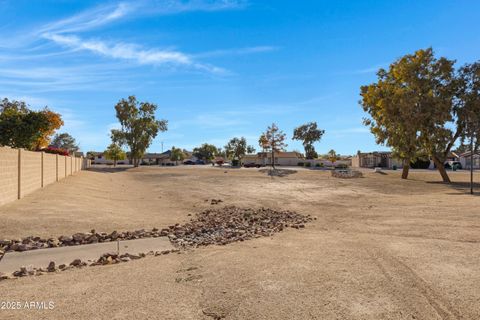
<box><xmin>1</xmin><ymin>165</ymin><xmax>479</xmax><ymax>319</ymax></box>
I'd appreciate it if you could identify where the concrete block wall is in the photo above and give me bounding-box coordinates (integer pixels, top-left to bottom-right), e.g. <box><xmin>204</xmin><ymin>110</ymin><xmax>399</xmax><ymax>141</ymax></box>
<box><xmin>43</xmin><ymin>153</ymin><xmax>57</xmax><ymax>187</ymax></box>
<box><xmin>19</xmin><ymin>150</ymin><xmax>42</xmax><ymax>198</ymax></box>
<box><xmin>0</xmin><ymin>147</ymin><xmax>86</xmax><ymax>206</ymax></box>
<box><xmin>57</xmin><ymin>155</ymin><xmax>66</xmax><ymax>180</ymax></box>
<box><xmin>0</xmin><ymin>147</ymin><xmax>19</xmax><ymax>206</ymax></box>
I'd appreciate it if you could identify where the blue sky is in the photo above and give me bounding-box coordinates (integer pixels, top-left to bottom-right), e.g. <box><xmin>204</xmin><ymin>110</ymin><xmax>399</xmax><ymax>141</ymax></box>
<box><xmin>1</xmin><ymin>0</ymin><xmax>479</xmax><ymax>155</ymax></box>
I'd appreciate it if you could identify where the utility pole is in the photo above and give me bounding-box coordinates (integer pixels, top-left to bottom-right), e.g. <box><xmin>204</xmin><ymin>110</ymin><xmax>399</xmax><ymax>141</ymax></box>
<box><xmin>161</xmin><ymin>141</ymin><xmax>164</xmax><ymax>153</ymax></box>
<box><xmin>471</xmin><ymin>135</ymin><xmax>474</xmax><ymax>195</ymax></box>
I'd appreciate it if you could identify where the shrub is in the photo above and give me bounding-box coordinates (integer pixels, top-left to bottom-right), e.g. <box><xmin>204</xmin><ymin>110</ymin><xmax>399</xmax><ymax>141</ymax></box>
<box><xmin>232</xmin><ymin>159</ymin><xmax>240</xmax><ymax>167</ymax></box>
<box><xmin>315</xmin><ymin>163</ymin><xmax>321</xmax><ymax>167</ymax></box>
<box><xmin>305</xmin><ymin>162</ymin><xmax>311</xmax><ymax>167</ymax></box>
<box><xmin>297</xmin><ymin>162</ymin><xmax>304</xmax><ymax>166</ymax></box>
<box><xmin>334</xmin><ymin>163</ymin><xmax>348</xmax><ymax>169</ymax></box>
<box><xmin>42</xmin><ymin>147</ymin><xmax>69</xmax><ymax>156</ymax></box>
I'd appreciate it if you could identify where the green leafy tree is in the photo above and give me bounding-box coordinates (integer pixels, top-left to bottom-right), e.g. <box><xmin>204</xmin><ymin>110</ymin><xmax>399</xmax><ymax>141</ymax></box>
<box><xmin>0</xmin><ymin>98</ymin><xmax>63</xmax><ymax>150</ymax></box>
<box><xmin>262</xmin><ymin>123</ymin><xmax>287</xmax><ymax>169</ymax></box>
<box><xmin>361</xmin><ymin>48</ymin><xmax>458</xmax><ymax>182</ymax></box>
<box><xmin>224</xmin><ymin>137</ymin><xmax>255</xmax><ymax>162</ymax></box>
<box><xmin>51</xmin><ymin>132</ymin><xmax>79</xmax><ymax>152</ymax></box>
<box><xmin>193</xmin><ymin>143</ymin><xmax>219</xmax><ymax>162</ymax></box>
<box><xmin>111</xmin><ymin>96</ymin><xmax>168</xmax><ymax>167</ymax></box>
<box><xmin>292</xmin><ymin>122</ymin><xmax>325</xmax><ymax>159</ymax></box>
<box><xmin>104</xmin><ymin>143</ymin><xmax>126</xmax><ymax>167</ymax></box>
<box><xmin>457</xmin><ymin>62</ymin><xmax>480</xmax><ymax>154</ymax></box>
<box><xmin>327</xmin><ymin>149</ymin><xmax>338</xmax><ymax>165</ymax></box>
<box><xmin>170</xmin><ymin>146</ymin><xmax>185</xmax><ymax>165</ymax></box>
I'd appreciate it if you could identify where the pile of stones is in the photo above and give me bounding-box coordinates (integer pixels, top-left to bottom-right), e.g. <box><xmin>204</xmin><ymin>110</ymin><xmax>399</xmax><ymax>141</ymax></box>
<box><xmin>168</xmin><ymin>206</ymin><xmax>314</xmax><ymax>247</ymax></box>
<box><xmin>331</xmin><ymin>169</ymin><xmax>363</xmax><ymax>179</ymax></box>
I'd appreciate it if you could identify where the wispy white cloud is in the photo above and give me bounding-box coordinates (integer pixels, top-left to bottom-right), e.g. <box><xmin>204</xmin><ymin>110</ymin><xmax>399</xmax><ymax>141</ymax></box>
<box><xmin>194</xmin><ymin>46</ymin><xmax>278</xmax><ymax>58</ymax></box>
<box><xmin>42</xmin><ymin>33</ymin><xmax>226</xmax><ymax>73</ymax></box>
<box><xmin>38</xmin><ymin>2</ymin><xmax>133</xmax><ymax>34</ymax></box>
<box><xmin>38</xmin><ymin>0</ymin><xmax>246</xmax><ymax>35</ymax></box>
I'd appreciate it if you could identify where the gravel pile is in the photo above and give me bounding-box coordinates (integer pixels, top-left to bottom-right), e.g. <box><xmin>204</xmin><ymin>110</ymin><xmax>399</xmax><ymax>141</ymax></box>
<box><xmin>168</xmin><ymin>206</ymin><xmax>313</xmax><ymax>247</ymax></box>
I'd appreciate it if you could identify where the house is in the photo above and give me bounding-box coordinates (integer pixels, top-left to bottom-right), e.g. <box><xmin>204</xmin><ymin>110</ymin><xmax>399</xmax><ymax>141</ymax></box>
<box><xmin>242</xmin><ymin>151</ymin><xmax>304</xmax><ymax>166</ymax></box>
<box><xmin>351</xmin><ymin>151</ymin><xmax>403</xmax><ymax>169</ymax></box>
<box><xmin>91</xmin><ymin>153</ymin><xmax>128</xmax><ymax>165</ymax></box>
<box><xmin>459</xmin><ymin>151</ymin><xmax>480</xmax><ymax>169</ymax></box>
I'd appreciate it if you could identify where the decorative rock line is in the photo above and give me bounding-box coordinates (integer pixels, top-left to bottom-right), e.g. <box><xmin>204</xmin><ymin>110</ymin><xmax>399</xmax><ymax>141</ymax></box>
<box><xmin>0</xmin><ymin>206</ymin><xmax>314</xmax><ymax>281</ymax></box>
<box><xmin>0</xmin><ymin>249</ymin><xmax>181</xmax><ymax>281</ymax></box>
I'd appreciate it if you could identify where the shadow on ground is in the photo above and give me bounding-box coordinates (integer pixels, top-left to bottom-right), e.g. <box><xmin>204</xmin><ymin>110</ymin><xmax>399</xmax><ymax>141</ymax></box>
<box><xmin>259</xmin><ymin>168</ymin><xmax>297</xmax><ymax>177</ymax></box>
<box><xmin>427</xmin><ymin>181</ymin><xmax>480</xmax><ymax>196</ymax></box>
<box><xmin>88</xmin><ymin>166</ymin><xmax>133</xmax><ymax>174</ymax></box>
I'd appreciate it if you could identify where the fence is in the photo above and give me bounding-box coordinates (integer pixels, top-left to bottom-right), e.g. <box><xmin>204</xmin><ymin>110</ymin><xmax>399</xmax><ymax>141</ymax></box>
<box><xmin>0</xmin><ymin>147</ymin><xmax>92</xmax><ymax>206</ymax></box>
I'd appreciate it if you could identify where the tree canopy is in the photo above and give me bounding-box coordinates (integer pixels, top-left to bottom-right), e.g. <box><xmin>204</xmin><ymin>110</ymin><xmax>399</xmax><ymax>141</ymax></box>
<box><xmin>224</xmin><ymin>137</ymin><xmax>255</xmax><ymax>161</ymax></box>
<box><xmin>51</xmin><ymin>132</ymin><xmax>79</xmax><ymax>152</ymax></box>
<box><xmin>193</xmin><ymin>143</ymin><xmax>219</xmax><ymax>162</ymax></box>
<box><xmin>360</xmin><ymin>48</ymin><xmax>461</xmax><ymax>182</ymax></box>
<box><xmin>292</xmin><ymin>122</ymin><xmax>325</xmax><ymax>159</ymax></box>
<box><xmin>261</xmin><ymin>123</ymin><xmax>287</xmax><ymax>168</ymax></box>
<box><xmin>111</xmin><ymin>96</ymin><xmax>167</xmax><ymax>167</ymax></box>
<box><xmin>104</xmin><ymin>143</ymin><xmax>126</xmax><ymax>167</ymax></box>
<box><xmin>0</xmin><ymin>98</ymin><xmax>63</xmax><ymax>150</ymax></box>
<box><xmin>170</xmin><ymin>146</ymin><xmax>185</xmax><ymax>164</ymax></box>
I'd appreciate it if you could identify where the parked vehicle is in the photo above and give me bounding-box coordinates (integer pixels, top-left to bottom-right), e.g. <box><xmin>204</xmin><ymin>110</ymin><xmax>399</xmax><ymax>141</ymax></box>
<box><xmin>244</xmin><ymin>162</ymin><xmax>261</xmax><ymax>168</ymax></box>
<box><xmin>183</xmin><ymin>160</ymin><xmax>195</xmax><ymax>165</ymax></box>
<box><xmin>444</xmin><ymin>161</ymin><xmax>462</xmax><ymax>170</ymax></box>
<box><xmin>195</xmin><ymin>160</ymin><xmax>205</xmax><ymax>165</ymax></box>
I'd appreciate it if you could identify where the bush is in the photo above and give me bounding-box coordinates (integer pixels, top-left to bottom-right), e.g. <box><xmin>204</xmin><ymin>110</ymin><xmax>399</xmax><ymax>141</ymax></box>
<box><xmin>42</xmin><ymin>147</ymin><xmax>69</xmax><ymax>156</ymax></box>
<box><xmin>232</xmin><ymin>159</ymin><xmax>240</xmax><ymax>167</ymax></box>
<box><xmin>334</xmin><ymin>163</ymin><xmax>348</xmax><ymax>169</ymax></box>
<box><xmin>315</xmin><ymin>163</ymin><xmax>321</xmax><ymax>167</ymax></box>
<box><xmin>305</xmin><ymin>162</ymin><xmax>311</xmax><ymax>167</ymax></box>
<box><xmin>297</xmin><ymin>162</ymin><xmax>304</xmax><ymax>166</ymax></box>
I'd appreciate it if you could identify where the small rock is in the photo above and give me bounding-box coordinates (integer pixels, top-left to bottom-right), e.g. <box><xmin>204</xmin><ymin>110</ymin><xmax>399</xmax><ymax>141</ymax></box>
<box><xmin>70</xmin><ymin>259</ymin><xmax>83</xmax><ymax>267</ymax></box>
<box><xmin>47</xmin><ymin>261</ymin><xmax>56</xmax><ymax>272</ymax></box>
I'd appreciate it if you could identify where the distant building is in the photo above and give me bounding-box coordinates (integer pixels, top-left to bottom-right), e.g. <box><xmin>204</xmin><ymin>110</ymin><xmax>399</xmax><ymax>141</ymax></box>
<box><xmin>351</xmin><ymin>151</ymin><xmax>403</xmax><ymax>169</ymax></box>
<box><xmin>459</xmin><ymin>151</ymin><xmax>480</xmax><ymax>169</ymax></box>
<box><xmin>243</xmin><ymin>151</ymin><xmax>304</xmax><ymax>166</ymax></box>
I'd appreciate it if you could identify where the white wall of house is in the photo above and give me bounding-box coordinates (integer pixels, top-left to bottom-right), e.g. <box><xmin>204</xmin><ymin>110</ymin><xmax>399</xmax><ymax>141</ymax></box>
<box><xmin>460</xmin><ymin>155</ymin><xmax>480</xmax><ymax>169</ymax></box>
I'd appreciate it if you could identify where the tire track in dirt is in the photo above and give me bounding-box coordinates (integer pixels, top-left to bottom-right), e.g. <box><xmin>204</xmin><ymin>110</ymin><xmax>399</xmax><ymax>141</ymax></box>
<box><xmin>366</xmin><ymin>247</ymin><xmax>462</xmax><ymax>320</ymax></box>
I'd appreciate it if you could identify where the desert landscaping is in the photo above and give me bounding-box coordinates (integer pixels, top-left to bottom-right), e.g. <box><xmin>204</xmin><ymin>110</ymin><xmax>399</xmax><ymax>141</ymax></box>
<box><xmin>0</xmin><ymin>165</ymin><xmax>479</xmax><ymax>319</ymax></box>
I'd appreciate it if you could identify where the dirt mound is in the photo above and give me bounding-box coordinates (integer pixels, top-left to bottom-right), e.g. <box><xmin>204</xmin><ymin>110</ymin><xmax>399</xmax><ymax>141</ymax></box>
<box><xmin>169</xmin><ymin>206</ymin><xmax>313</xmax><ymax>247</ymax></box>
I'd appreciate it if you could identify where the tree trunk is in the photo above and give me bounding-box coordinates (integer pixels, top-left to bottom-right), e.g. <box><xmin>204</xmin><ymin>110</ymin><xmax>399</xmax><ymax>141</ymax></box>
<box><xmin>271</xmin><ymin>150</ymin><xmax>275</xmax><ymax>169</ymax></box>
<box><xmin>401</xmin><ymin>159</ymin><xmax>410</xmax><ymax>179</ymax></box>
<box><xmin>432</xmin><ymin>156</ymin><xmax>451</xmax><ymax>183</ymax></box>
<box><xmin>114</xmin><ymin>159</ymin><xmax>117</xmax><ymax>167</ymax></box>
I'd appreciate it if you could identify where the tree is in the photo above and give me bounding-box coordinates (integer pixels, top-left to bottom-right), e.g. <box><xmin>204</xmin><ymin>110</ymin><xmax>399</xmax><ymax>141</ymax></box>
<box><xmin>457</xmin><ymin>62</ymin><xmax>480</xmax><ymax>194</ymax></box>
<box><xmin>170</xmin><ymin>146</ymin><xmax>185</xmax><ymax>165</ymax></box>
<box><xmin>327</xmin><ymin>149</ymin><xmax>338</xmax><ymax>165</ymax></box>
<box><xmin>361</xmin><ymin>48</ymin><xmax>457</xmax><ymax>182</ymax></box>
<box><xmin>111</xmin><ymin>96</ymin><xmax>167</xmax><ymax>167</ymax></box>
<box><xmin>193</xmin><ymin>143</ymin><xmax>219</xmax><ymax>162</ymax></box>
<box><xmin>34</xmin><ymin>109</ymin><xmax>63</xmax><ymax>150</ymax></box>
<box><xmin>104</xmin><ymin>143</ymin><xmax>126</xmax><ymax>167</ymax></box>
<box><xmin>292</xmin><ymin>122</ymin><xmax>325</xmax><ymax>159</ymax></box>
<box><xmin>51</xmin><ymin>132</ymin><xmax>79</xmax><ymax>152</ymax></box>
<box><xmin>262</xmin><ymin>123</ymin><xmax>287</xmax><ymax>169</ymax></box>
<box><xmin>0</xmin><ymin>98</ymin><xmax>63</xmax><ymax>150</ymax></box>
<box><xmin>258</xmin><ymin>133</ymin><xmax>269</xmax><ymax>165</ymax></box>
<box><xmin>224</xmin><ymin>137</ymin><xmax>255</xmax><ymax>163</ymax></box>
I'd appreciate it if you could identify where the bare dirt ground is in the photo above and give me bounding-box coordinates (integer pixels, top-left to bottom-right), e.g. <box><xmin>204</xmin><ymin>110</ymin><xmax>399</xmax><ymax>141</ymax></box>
<box><xmin>1</xmin><ymin>165</ymin><xmax>479</xmax><ymax>319</ymax></box>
